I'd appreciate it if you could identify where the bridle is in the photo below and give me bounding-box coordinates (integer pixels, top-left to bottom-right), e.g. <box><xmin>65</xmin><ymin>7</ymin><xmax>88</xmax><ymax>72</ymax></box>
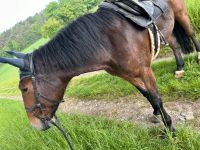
<box><xmin>24</xmin><ymin>74</ymin><xmax>64</xmax><ymax>126</ymax></box>
<box><xmin>20</xmin><ymin>53</ymin><xmax>74</xmax><ymax>150</ymax></box>
<box><xmin>21</xmin><ymin>53</ymin><xmax>64</xmax><ymax>125</ymax></box>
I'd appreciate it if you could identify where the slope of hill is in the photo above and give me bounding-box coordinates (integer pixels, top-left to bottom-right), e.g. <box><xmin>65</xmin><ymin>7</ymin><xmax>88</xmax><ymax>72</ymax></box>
<box><xmin>0</xmin><ymin>13</ymin><xmax>46</xmax><ymax>56</ymax></box>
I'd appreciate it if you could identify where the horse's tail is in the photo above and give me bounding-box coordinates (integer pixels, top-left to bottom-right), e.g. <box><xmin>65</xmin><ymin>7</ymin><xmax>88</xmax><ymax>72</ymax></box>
<box><xmin>173</xmin><ymin>20</ymin><xmax>193</xmax><ymax>54</ymax></box>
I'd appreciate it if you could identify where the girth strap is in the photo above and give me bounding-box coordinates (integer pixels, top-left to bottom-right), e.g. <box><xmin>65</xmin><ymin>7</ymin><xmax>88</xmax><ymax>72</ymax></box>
<box><xmin>148</xmin><ymin>24</ymin><xmax>161</xmax><ymax>61</ymax></box>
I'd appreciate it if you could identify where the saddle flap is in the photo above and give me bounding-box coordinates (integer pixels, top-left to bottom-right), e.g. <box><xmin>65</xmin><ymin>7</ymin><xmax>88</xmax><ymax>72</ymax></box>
<box><xmin>100</xmin><ymin>0</ymin><xmax>168</xmax><ymax>28</ymax></box>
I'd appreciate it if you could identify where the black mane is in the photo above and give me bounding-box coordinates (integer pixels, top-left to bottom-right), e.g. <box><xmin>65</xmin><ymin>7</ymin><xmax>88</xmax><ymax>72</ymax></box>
<box><xmin>33</xmin><ymin>8</ymin><xmax>123</xmax><ymax>74</ymax></box>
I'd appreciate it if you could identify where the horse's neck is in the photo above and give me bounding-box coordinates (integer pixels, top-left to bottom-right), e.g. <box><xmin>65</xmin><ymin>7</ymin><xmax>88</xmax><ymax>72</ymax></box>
<box><xmin>65</xmin><ymin>64</ymin><xmax>107</xmax><ymax>78</ymax></box>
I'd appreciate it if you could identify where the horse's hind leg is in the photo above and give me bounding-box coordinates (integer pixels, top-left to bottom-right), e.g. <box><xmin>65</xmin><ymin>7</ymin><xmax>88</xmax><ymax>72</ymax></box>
<box><xmin>175</xmin><ymin>11</ymin><xmax>200</xmax><ymax>62</ymax></box>
<box><xmin>119</xmin><ymin>67</ymin><xmax>175</xmax><ymax>133</ymax></box>
<box><xmin>168</xmin><ymin>36</ymin><xmax>185</xmax><ymax>78</ymax></box>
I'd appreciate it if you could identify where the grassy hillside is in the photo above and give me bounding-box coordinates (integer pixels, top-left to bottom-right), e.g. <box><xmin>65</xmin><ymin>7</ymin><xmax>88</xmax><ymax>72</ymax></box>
<box><xmin>1</xmin><ymin>100</ymin><xmax>200</xmax><ymax>150</ymax></box>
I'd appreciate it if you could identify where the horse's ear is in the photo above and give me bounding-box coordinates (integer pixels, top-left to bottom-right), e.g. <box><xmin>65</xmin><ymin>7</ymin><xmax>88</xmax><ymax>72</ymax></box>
<box><xmin>6</xmin><ymin>50</ymin><xmax>26</xmax><ymax>58</ymax></box>
<box><xmin>0</xmin><ymin>57</ymin><xmax>25</xmax><ymax>69</ymax></box>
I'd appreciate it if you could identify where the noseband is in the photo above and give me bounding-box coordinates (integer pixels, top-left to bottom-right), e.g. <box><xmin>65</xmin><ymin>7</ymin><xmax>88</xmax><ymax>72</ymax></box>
<box><xmin>21</xmin><ymin>54</ymin><xmax>74</xmax><ymax>150</ymax></box>
<box><xmin>24</xmin><ymin>75</ymin><xmax>64</xmax><ymax>123</ymax></box>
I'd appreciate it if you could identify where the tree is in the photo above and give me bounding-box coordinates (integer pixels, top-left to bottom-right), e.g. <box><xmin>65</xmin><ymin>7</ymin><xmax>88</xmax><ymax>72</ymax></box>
<box><xmin>31</xmin><ymin>13</ymin><xmax>47</xmax><ymax>35</ymax></box>
<box><xmin>41</xmin><ymin>18</ymin><xmax>63</xmax><ymax>38</ymax></box>
<box><xmin>83</xmin><ymin>0</ymin><xmax>102</xmax><ymax>11</ymax></box>
<box><xmin>57</xmin><ymin>0</ymin><xmax>87</xmax><ymax>23</ymax></box>
<box><xmin>44</xmin><ymin>2</ymin><xmax>59</xmax><ymax>18</ymax></box>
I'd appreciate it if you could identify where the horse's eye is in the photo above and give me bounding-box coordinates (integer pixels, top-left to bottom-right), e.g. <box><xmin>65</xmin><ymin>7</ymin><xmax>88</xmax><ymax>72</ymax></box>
<box><xmin>21</xmin><ymin>88</ymin><xmax>28</xmax><ymax>93</ymax></box>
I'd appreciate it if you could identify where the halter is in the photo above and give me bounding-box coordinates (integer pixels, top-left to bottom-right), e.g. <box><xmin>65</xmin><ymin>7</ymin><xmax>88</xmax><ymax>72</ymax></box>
<box><xmin>21</xmin><ymin>53</ymin><xmax>74</xmax><ymax>150</ymax></box>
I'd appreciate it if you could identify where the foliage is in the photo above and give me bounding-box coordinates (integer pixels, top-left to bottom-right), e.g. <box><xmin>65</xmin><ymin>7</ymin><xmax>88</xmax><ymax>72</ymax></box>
<box><xmin>58</xmin><ymin>0</ymin><xmax>87</xmax><ymax>23</ymax></box>
<box><xmin>44</xmin><ymin>2</ymin><xmax>59</xmax><ymax>18</ymax></box>
<box><xmin>83</xmin><ymin>0</ymin><xmax>103</xmax><ymax>11</ymax></box>
<box><xmin>41</xmin><ymin>18</ymin><xmax>63</xmax><ymax>38</ymax></box>
<box><xmin>0</xmin><ymin>0</ymin><xmax>102</xmax><ymax>55</ymax></box>
<box><xmin>0</xmin><ymin>13</ymin><xmax>46</xmax><ymax>56</ymax></box>
<box><xmin>41</xmin><ymin>0</ymin><xmax>102</xmax><ymax>38</ymax></box>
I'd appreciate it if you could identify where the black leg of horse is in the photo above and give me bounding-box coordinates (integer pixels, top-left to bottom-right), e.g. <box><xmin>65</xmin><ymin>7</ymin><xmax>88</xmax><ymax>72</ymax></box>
<box><xmin>136</xmin><ymin>87</ymin><xmax>160</xmax><ymax>115</ymax></box>
<box><xmin>121</xmin><ymin>68</ymin><xmax>174</xmax><ymax>133</ymax></box>
<box><xmin>140</xmin><ymin>68</ymin><xmax>174</xmax><ymax>133</ymax></box>
<box><xmin>136</xmin><ymin>86</ymin><xmax>161</xmax><ymax>123</ymax></box>
<box><xmin>148</xmin><ymin>94</ymin><xmax>174</xmax><ymax>132</ymax></box>
<box><xmin>137</xmin><ymin>87</ymin><xmax>174</xmax><ymax>130</ymax></box>
<box><xmin>169</xmin><ymin>36</ymin><xmax>184</xmax><ymax>78</ymax></box>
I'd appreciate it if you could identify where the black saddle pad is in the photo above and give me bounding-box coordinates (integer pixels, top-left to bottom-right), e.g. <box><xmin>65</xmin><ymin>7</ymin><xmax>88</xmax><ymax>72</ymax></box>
<box><xmin>99</xmin><ymin>0</ymin><xmax>168</xmax><ymax>28</ymax></box>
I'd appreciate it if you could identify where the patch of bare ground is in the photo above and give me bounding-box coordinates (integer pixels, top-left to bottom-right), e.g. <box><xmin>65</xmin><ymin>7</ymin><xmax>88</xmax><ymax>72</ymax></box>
<box><xmin>60</xmin><ymin>96</ymin><xmax>200</xmax><ymax>130</ymax></box>
<box><xmin>1</xmin><ymin>95</ymin><xmax>200</xmax><ymax>130</ymax></box>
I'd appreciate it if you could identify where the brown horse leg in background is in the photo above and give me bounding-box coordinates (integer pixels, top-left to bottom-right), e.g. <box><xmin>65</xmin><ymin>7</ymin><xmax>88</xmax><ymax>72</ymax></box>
<box><xmin>172</xmin><ymin>0</ymin><xmax>200</xmax><ymax>52</ymax></box>
<box><xmin>169</xmin><ymin>0</ymin><xmax>200</xmax><ymax>78</ymax></box>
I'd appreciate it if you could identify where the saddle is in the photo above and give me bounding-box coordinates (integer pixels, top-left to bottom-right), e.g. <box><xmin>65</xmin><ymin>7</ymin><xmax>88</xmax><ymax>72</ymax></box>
<box><xmin>99</xmin><ymin>0</ymin><xmax>169</xmax><ymax>60</ymax></box>
<box><xmin>100</xmin><ymin>0</ymin><xmax>168</xmax><ymax>28</ymax></box>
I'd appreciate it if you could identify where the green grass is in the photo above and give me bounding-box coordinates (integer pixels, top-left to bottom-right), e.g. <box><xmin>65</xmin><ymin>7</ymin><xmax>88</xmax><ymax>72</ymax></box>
<box><xmin>66</xmin><ymin>72</ymin><xmax>136</xmax><ymax>100</ymax></box>
<box><xmin>153</xmin><ymin>55</ymin><xmax>200</xmax><ymax>101</ymax></box>
<box><xmin>186</xmin><ymin>0</ymin><xmax>200</xmax><ymax>32</ymax></box>
<box><xmin>1</xmin><ymin>99</ymin><xmax>200</xmax><ymax>150</ymax></box>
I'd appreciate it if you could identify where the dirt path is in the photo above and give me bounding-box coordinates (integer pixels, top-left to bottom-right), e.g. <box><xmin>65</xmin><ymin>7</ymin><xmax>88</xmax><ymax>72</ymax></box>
<box><xmin>1</xmin><ymin>94</ymin><xmax>200</xmax><ymax>129</ymax></box>
<box><xmin>59</xmin><ymin>96</ymin><xmax>200</xmax><ymax>129</ymax></box>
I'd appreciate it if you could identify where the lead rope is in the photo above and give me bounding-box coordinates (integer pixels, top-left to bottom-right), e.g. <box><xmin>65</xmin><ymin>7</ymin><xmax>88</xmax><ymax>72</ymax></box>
<box><xmin>50</xmin><ymin>115</ymin><xmax>74</xmax><ymax>150</ymax></box>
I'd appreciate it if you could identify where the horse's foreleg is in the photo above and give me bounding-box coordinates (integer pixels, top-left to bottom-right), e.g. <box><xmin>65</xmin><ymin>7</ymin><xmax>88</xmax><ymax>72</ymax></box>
<box><xmin>120</xmin><ymin>68</ymin><xmax>175</xmax><ymax>133</ymax></box>
<box><xmin>140</xmin><ymin>67</ymin><xmax>174</xmax><ymax>133</ymax></box>
<box><xmin>168</xmin><ymin>36</ymin><xmax>184</xmax><ymax>78</ymax></box>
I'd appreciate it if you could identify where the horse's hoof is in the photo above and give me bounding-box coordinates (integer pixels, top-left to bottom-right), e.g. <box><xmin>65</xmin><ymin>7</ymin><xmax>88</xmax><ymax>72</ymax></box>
<box><xmin>159</xmin><ymin>129</ymin><xmax>176</xmax><ymax>139</ymax></box>
<box><xmin>175</xmin><ymin>70</ymin><xmax>184</xmax><ymax>78</ymax></box>
<box><xmin>150</xmin><ymin>115</ymin><xmax>161</xmax><ymax>124</ymax></box>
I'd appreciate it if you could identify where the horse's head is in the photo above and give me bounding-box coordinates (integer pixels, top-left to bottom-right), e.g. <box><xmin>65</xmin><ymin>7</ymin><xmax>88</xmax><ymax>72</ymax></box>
<box><xmin>0</xmin><ymin>51</ymin><xmax>68</xmax><ymax>130</ymax></box>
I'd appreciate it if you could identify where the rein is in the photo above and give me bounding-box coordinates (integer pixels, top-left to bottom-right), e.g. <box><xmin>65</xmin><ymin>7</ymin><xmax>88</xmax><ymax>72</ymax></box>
<box><xmin>23</xmin><ymin>54</ymin><xmax>74</xmax><ymax>150</ymax></box>
<box><xmin>50</xmin><ymin>115</ymin><xmax>74</xmax><ymax>150</ymax></box>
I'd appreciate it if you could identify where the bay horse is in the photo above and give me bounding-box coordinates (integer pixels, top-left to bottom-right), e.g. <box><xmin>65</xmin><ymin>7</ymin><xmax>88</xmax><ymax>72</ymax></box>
<box><xmin>0</xmin><ymin>0</ymin><xmax>198</xmax><ymax>136</ymax></box>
